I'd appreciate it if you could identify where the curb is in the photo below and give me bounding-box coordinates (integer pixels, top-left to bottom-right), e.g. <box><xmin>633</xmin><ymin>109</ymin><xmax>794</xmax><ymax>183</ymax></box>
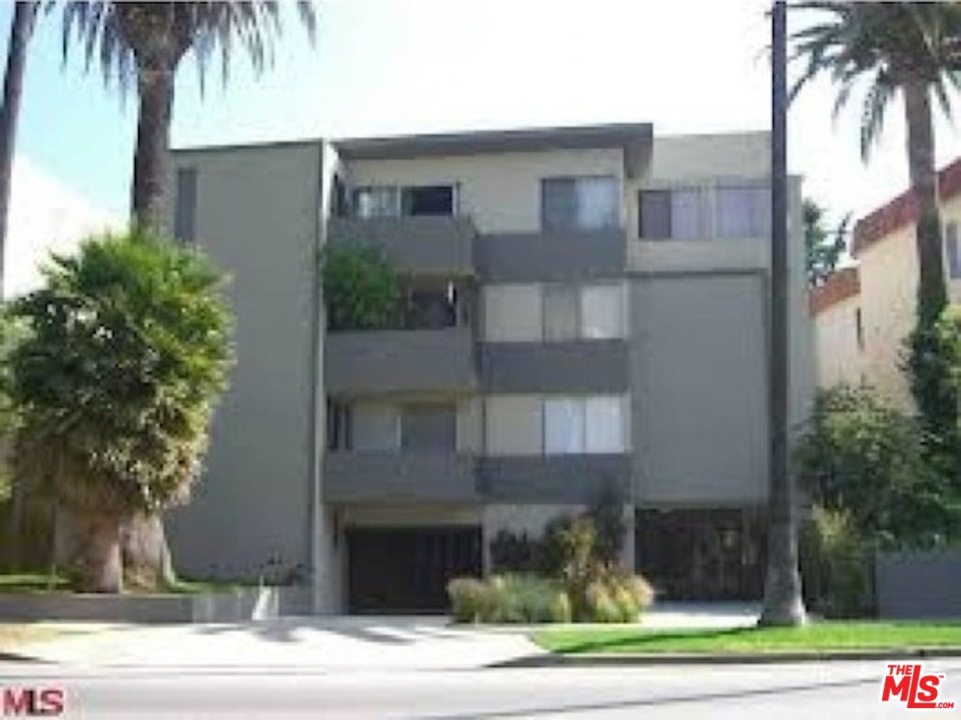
<box><xmin>493</xmin><ymin>647</ymin><xmax>961</xmax><ymax>668</ymax></box>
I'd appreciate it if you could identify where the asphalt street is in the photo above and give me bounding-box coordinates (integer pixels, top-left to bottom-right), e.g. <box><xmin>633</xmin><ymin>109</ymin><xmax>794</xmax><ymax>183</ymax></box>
<box><xmin>3</xmin><ymin>658</ymin><xmax>959</xmax><ymax>719</ymax></box>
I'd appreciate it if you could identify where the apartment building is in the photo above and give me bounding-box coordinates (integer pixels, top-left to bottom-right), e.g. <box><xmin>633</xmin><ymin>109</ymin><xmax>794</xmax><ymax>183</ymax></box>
<box><xmin>811</xmin><ymin>159</ymin><xmax>961</xmax><ymax>408</ymax></box>
<box><xmin>164</xmin><ymin>124</ymin><xmax>813</xmax><ymax>613</ymax></box>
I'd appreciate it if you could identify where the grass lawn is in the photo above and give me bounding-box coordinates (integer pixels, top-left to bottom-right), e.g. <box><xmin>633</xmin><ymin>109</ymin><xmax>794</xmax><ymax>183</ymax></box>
<box><xmin>534</xmin><ymin>622</ymin><xmax>961</xmax><ymax>655</ymax></box>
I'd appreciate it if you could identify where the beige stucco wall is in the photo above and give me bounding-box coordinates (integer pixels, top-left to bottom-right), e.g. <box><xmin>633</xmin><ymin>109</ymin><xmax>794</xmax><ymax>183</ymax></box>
<box><xmin>813</xmin><ymin>294</ymin><xmax>865</xmax><ymax>390</ymax></box>
<box><xmin>345</xmin><ymin>149</ymin><xmax>625</xmax><ymax>234</ymax></box>
<box><xmin>842</xmin><ymin>193</ymin><xmax>961</xmax><ymax>411</ymax></box>
<box><xmin>484</xmin><ymin>395</ymin><xmax>543</xmax><ymax>456</ymax></box>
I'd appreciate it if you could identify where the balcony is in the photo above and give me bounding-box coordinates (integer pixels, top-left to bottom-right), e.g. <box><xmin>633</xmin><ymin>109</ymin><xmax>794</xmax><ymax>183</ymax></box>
<box><xmin>323</xmin><ymin>451</ymin><xmax>479</xmax><ymax>503</ymax></box>
<box><xmin>476</xmin><ymin>229</ymin><xmax>626</xmax><ymax>282</ymax></box>
<box><xmin>325</xmin><ymin>327</ymin><xmax>477</xmax><ymax>395</ymax></box>
<box><xmin>328</xmin><ymin>216</ymin><xmax>477</xmax><ymax>275</ymax></box>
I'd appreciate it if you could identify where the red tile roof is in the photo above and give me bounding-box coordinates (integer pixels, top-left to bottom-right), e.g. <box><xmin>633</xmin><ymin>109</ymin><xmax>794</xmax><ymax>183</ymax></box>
<box><xmin>852</xmin><ymin>157</ymin><xmax>961</xmax><ymax>256</ymax></box>
<box><xmin>810</xmin><ymin>266</ymin><xmax>860</xmax><ymax>315</ymax></box>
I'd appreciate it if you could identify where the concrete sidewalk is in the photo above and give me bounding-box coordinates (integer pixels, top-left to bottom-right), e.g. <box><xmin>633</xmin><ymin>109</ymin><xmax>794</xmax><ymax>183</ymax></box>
<box><xmin>10</xmin><ymin>616</ymin><xmax>543</xmax><ymax>671</ymax></box>
<box><xmin>4</xmin><ymin>602</ymin><xmax>760</xmax><ymax>672</ymax></box>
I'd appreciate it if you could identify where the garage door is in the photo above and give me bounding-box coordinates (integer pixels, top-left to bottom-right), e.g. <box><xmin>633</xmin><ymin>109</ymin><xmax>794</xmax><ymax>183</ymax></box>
<box><xmin>347</xmin><ymin>526</ymin><xmax>482</xmax><ymax>613</ymax></box>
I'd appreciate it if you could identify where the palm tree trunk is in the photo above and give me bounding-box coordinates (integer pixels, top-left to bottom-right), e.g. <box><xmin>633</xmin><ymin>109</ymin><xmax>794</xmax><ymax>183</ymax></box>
<box><xmin>54</xmin><ymin>505</ymin><xmax>123</xmax><ymax>593</ymax></box>
<box><xmin>904</xmin><ymin>79</ymin><xmax>947</xmax><ymax>319</ymax></box>
<box><xmin>1</xmin><ymin>1</ymin><xmax>37</xmax><ymax>570</ymax></box>
<box><xmin>131</xmin><ymin>57</ymin><xmax>174</xmax><ymax>230</ymax></box>
<box><xmin>759</xmin><ymin>0</ymin><xmax>806</xmax><ymax>627</ymax></box>
<box><xmin>902</xmin><ymin>78</ymin><xmax>959</xmax><ymax>483</ymax></box>
<box><xmin>0</xmin><ymin>0</ymin><xmax>35</xmax><ymax>288</ymax></box>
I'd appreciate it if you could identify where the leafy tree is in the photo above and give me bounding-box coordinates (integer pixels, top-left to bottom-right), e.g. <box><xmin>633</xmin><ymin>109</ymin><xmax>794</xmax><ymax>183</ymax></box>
<box><xmin>60</xmin><ymin>1</ymin><xmax>317</xmax><ymax>228</ymax></box>
<box><xmin>791</xmin><ymin>1</ymin><xmax>961</xmax><ymax>471</ymax></box>
<box><xmin>321</xmin><ymin>244</ymin><xmax>401</xmax><ymax>331</ymax></box>
<box><xmin>796</xmin><ymin>385</ymin><xmax>954</xmax><ymax>549</ymax></box>
<box><xmin>804</xmin><ymin>199</ymin><xmax>849</xmax><ymax>287</ymax></box>
<box><xmin>7</xmin><ymin>230</ymin><xmax>233</xmax><ymax>591</ymax></box>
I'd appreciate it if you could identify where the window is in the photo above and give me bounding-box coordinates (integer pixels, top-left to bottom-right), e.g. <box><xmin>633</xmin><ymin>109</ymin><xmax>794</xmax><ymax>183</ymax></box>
<box><xmin>543</xmin><ymin>396</ymin><xmax>626</xmax><ymax>455</ymax></box>
<box><xmin>351</xmin><ymin>405</ymin><xmax>400</xmax><ymax>451</ymax></box>
<box><xmin>353</xmin><ymin>184</ymin><xmax>457</xmax><ymax>218</ymax></box>
<box><xmin>542</xmin><ymin>176</ymin><xmax>619</xmax><ymax>232</ymax></box>
<box><xmin>716</xmin><ymin>184</ymin><xmax>771</xmax><ymax>238</ymax></box>
<box><xmin>585</xmin><ymin>396</ymin><xmax>625</xmax><ymax>452</ymax></box>
<box><xmin>401</xmin><ymin>404</ymin><xmax>456</xmax><ymax>451</ymax></box>
<box><xmin>543</xmin><ymin>285</ymin><xmax>579</xmax><ymax>341</ymax></box>
<box><xmin>639</xmin><ymin>187</ymin><xmax>708</xmax><ymax>240</ymax></box>
<box><xmin>402</xmin><ymin>185</ymin><xmax>455</xmax><ymax>216</ymax></box>
<box><xmin>354</xmin><ymin>186</ymin><xmax>399</xmax><ymax>218</ymax></box>
<box><xmin>327</xmin><ymin>401</ymin><xmax>352</xmax><ymax>451</ymax></box>
<box><xmin>544</xmin><ymin>399</ymin><xmax>585</xmax><ymax>454</ymax></box>
<box><xmin>581</xmin><ymin>284</ymin><xmax>624</xmax><ymax>339</ymax></box>
<box><xmin>406</xmin><ymin>281</ymin><xmax>458</xmax><ymax>329</ymax></box>
<box><xmin>542</xmin><ymin>282</ymin><xmax>625</xmax><ymax>341</ymax></box>
<box><xmin>174</xmin><ymin>168</ymin><xmax>197</xmax><ymax>243</ymax></box>
<box><xmin>946</xmin><ymin>221</ymin><xmax>961</xmax><ymax>279</ymax></box>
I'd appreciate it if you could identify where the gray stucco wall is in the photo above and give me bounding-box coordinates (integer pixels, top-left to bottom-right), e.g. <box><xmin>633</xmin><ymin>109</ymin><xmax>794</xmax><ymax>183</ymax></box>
<box><xmin>631</xmin><ymin>272</ymin><xmax>769</xmax><ymax>505</ymax></box>
<box><xmin>876</xmin><ymin>552</ymin><xmax>961</xmax><ymax>619</ymax></box>
<box><xmin>165</xmin><ymin>143</ymin><xmax>323</xmax><ymax>585</ymax></box>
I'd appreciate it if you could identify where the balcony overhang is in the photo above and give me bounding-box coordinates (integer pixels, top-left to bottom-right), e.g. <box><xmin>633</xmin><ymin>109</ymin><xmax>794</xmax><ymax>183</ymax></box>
<box><xmin>333</xmin><ymin>122</ymin><xmax>653</xmax><ymax>179</ymax></box>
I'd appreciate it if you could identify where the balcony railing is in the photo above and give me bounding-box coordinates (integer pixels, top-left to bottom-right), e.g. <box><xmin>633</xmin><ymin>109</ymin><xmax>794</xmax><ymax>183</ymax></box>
<box><xmin>323</xmin><ymin>451</ymin><xmax>479</xmax><ymax>503</ymax></box>
<box><xmin>325</xmin><ymin>327</ymin><xmax>477</xmax><ymax>395</ymax></box>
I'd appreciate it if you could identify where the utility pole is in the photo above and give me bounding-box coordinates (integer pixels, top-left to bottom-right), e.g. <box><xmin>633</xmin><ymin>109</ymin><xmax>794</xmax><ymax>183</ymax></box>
<box><xmin>759</xmin><ymin>0</ymin><xmax>807</xmax><ymax>627</ymax></box>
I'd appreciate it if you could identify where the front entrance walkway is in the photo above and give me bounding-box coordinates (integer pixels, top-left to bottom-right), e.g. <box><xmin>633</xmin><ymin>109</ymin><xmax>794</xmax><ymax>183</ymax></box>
<box><xmin>641</xmin><ymin>602</ymin><xmax>760</xmax><ymax>630</ymax></box>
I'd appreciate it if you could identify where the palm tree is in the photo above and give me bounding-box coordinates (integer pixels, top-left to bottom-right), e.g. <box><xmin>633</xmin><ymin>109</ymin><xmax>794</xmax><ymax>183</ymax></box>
<box><xmin>790</xmin><ymin>2</ymin><xmax>961</xmax><ymax>458</ymax></box>
<box><xmin>61</xmin><ymin>1</ymin><xmax>317</xmax><ymax>229</ymax></box>
<box><xmin>0</xmin><ymin>1</ymin><xmax>39</xmax><ymax>297</ymax></box>
<box><xmin>56</xmin><ymin>1</ymin><xmax>314</xmax><ymax>586</ymax></box>
<box><xmin>9</xmin><ymin>229</ymin><xmax>233</xmax><ymax>592</ymax></box>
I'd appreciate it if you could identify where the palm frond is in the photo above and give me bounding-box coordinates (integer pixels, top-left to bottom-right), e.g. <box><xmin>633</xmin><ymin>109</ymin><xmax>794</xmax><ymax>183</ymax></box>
<box><xmin>860</xmin><ymin>73</ymin><xmax>896</xmax><ymax>160</ymax></box>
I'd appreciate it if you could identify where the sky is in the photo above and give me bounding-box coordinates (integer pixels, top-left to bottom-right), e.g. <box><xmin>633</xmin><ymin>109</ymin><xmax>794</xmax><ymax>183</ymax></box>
<box><xmin>5</xmin><ymin>0</ymin><xmax>961</xmax><ymax>236</ymax></box>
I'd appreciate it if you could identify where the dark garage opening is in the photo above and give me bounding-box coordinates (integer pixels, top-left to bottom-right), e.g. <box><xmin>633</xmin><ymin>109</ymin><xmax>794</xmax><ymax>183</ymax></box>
<box><xmin>635</xmin><ymin>508</ymin><xmax>765</xmax><ymax>601</ymax></box>
<box><xmin>347</xmin><ymin>526</ymin><xmax>482</xmax><ymax>613</ymax></box>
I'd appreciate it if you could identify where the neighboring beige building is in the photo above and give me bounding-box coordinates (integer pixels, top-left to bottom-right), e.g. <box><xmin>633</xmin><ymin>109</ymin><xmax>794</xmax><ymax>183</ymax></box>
<box><xmin>811</xmin><ymin>158</ymin><xmax>961</xmax><ymax>408</ymax></box>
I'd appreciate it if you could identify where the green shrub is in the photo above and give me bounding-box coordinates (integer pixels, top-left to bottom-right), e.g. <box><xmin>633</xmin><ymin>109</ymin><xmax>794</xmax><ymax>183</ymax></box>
<box><xmin>588</xmin><ymin>481</ymin><xmax>627</xmax><ymax>568</ymax></box>
<box><xmin>800</xmin><ymin>505</ymin><xmax>874</xmax><ymax>618</ymax></box>
<box><xmin>548</xmin><ymin>590</ymin><xmax>572</xmax><ymax>623</ymax></box>
<box><xmin>796</xmin><ymin>385</ymin><xmax>953</xmax><ymax>549</ymax></box>
<box><xmin>447</xmin><ymin>577</ymin><xmax>493</xmax><ymax>623</ymax></box>
<box><xmin>584</xmin><ymin>580</ymin><xmax>622</xmax><ymax>623</ymax></box>
<box><xmin>624</xmin><ymin>573</ymin><xmax>655</xmax><ymax>611</ymax></box>
<box><xmin>488</xmin><ymin>574</ymin><xmax>559</xmax><ymax>624</ymax></box>
<box><xmin>321</xmin><ymin>244</ymin><xmax>400</xmax><ymax>331</ymax></box>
